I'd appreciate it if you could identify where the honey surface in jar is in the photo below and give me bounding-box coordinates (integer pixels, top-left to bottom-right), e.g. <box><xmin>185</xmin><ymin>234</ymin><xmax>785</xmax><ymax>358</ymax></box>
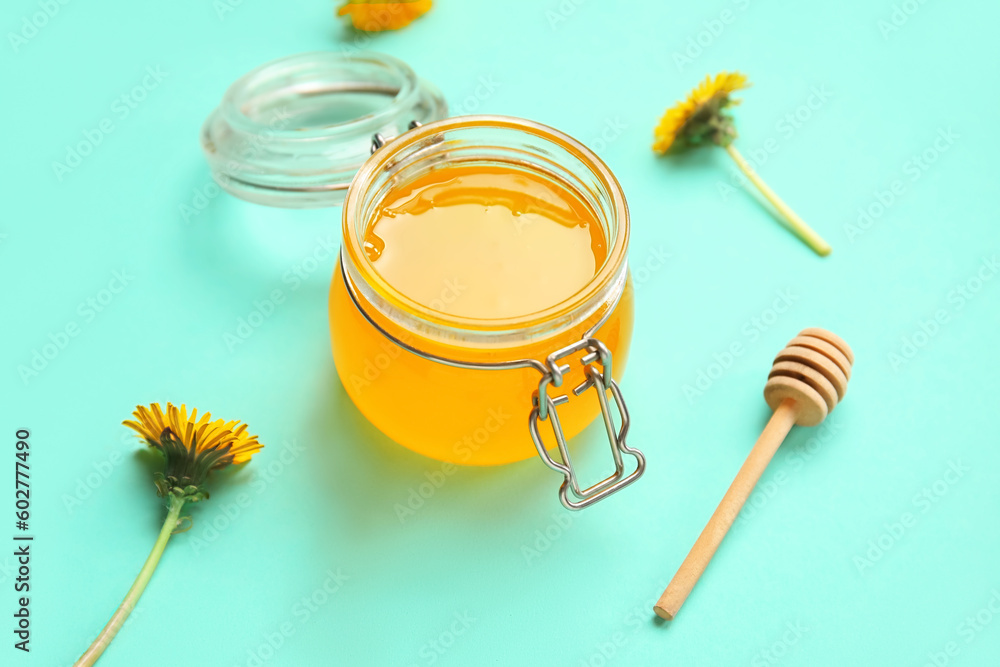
<box><xmin>363</xmin><ymin>165</ymin><xmax>608</xmax><ymax>319</ymax></box>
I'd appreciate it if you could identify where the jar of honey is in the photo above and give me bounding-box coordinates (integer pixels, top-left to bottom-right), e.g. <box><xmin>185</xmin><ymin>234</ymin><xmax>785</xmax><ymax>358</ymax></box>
<box><xmin>202</xmin><ymin>53</ymin><xmax>645</xmax><ymax>509</ymax></box>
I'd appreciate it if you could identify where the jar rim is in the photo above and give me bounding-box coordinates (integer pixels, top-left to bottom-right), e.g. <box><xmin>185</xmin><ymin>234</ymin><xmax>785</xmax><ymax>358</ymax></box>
<box><xmin>219</xmin><ymin>51</ymin><xmax>418</xmax><ymax>140</ymax></box>
<box><xmin>200</xmin><ymin>51</ymin><xmax>447</xmax><ymax>208</ymax></box>
<box><xmin>341</xmin><ymin>115</ymin><xmax>630</xmax><ymax>346</ymax></box>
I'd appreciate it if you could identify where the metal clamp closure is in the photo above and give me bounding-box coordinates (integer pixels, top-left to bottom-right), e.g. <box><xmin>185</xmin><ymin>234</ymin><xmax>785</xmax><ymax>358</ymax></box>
<box><xmin>529</xmin><ymin>337</ymin><xmax>646</xmax><ymax>510</ymax></box>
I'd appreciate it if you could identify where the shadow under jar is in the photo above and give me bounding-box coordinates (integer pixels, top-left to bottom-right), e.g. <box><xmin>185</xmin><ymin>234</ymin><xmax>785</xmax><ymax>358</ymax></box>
<box><xmin>331</xmin><ymin>115</ymin><xmax>644</xmax><ymax>509</ymax></box>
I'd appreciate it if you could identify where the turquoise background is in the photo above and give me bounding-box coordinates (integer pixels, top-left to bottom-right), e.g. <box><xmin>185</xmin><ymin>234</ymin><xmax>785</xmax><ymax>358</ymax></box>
<box><xmin>3</xmin><ymin>0</ymin><xmax>999</xmax><ymax>665</ymax></box>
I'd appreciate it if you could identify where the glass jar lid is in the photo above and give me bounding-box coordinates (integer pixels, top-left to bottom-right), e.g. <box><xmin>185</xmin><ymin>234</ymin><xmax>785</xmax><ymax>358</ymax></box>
<box><xmin>200</xmin><ymin>51</ymin><xmax>447</xmax><ymax>208</ymax></box>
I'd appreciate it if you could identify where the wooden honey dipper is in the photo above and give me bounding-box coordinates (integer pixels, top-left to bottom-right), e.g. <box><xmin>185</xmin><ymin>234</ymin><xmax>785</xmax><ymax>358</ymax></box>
<box><xmin>654</xmin><ymin>328</ymin><xmax>854</xmax><ymax>620</ymax></box>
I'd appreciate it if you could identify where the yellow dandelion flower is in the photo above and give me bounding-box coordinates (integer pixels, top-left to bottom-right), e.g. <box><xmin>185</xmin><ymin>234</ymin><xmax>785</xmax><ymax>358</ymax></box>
<box><xmin>75</xmin><ymin>403</ymin><xmax>264</xmax><ymax>666</ymax></box>
<box><xmin>124</xmin><ymin>402</ymin><xmax>262</xmax><ymax>500</ymax></box>
<box><xmin>653</xmin><ymin>71</ymin><xmax>749</xmax><ymax>155</ymax></box>
<box><xmin>337</xmin><ymin>0</ymin><xmax>433</xmax><ymax>32</ymax></box>
<box><xmin>126</xmin><ymin>402</ymin><xmax>261</xmax><ymax>466</ymax></box>
<box><xmin>652</xmin><ymin>71</ymin><xmax>831</xmax><ymax>256</ymax></box>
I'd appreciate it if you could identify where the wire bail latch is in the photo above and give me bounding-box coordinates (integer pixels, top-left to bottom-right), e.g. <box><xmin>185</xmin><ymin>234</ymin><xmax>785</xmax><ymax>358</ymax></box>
<box><xmin>528</xmin><ymin>337</ymin><xmax>646</xmax><ymax>510</ymax></box>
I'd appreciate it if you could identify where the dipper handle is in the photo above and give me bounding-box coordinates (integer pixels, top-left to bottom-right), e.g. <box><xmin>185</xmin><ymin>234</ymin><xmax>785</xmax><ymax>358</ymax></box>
<box><xmin>654</xmin><ymin>399</ymin><xmax>797</xmax><ymax>620</ymax></box>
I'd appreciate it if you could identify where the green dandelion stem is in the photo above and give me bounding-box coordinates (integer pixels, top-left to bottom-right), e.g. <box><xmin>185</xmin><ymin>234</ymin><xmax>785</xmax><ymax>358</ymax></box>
<box><xmin>724</xmin><ymin>143</ymin><xmax>832</xmax><ymax>257</ymax></box>
<box><xmin>74</xmin><ymin>494</ymin><xmax>186</xmax><ymax>667</ymax></box>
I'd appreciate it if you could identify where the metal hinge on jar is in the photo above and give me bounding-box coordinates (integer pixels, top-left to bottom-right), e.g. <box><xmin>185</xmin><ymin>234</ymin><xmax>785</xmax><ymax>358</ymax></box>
<box><xmin>370</xmin><ymin>120</ymin><xmax>422</xmax><ymax>154</ymax></box>
<box><xmin>529</xmin><ymin>337</ymin><xmax>645</xmax><ymax>510</ymax></box>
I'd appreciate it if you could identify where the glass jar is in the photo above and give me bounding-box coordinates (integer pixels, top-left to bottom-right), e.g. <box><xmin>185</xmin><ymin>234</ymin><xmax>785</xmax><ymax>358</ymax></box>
<box><xmin>201</xmin><ymin>52</ymin><xmax>645</xmax><ymax>509</ymax></box>
<box><xmin>331</xmin><ymin>115</ymin><xmax>644</xmax><ymax>508</ymax></box>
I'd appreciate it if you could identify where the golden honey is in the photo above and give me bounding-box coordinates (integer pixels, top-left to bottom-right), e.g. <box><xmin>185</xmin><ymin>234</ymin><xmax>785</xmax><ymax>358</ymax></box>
<box><xmin>363</xmin><ymin>165</ymin><xmax>608</xmax><ymax>319</ymax></box>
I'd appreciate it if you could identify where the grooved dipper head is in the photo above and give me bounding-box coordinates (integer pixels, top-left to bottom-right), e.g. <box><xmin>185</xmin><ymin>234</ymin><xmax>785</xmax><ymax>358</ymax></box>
<box><xmin>764</xmin><ymin>328</ymin><xmax>854</xmax><ymax>426</ymax></box>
